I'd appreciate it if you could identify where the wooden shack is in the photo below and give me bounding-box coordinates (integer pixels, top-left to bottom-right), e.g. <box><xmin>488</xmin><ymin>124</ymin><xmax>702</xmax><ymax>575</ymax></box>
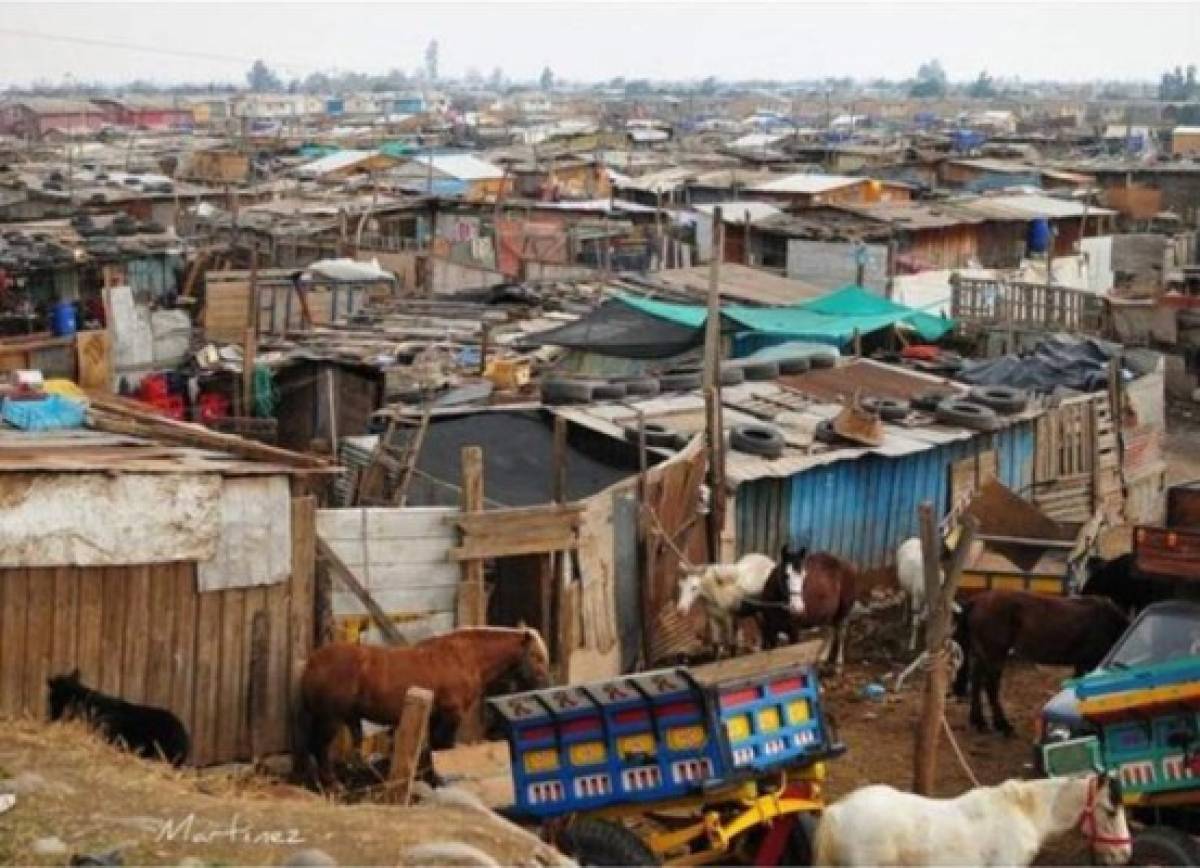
<box><xmin>0</xmin><ymin>413</ymin><xmax>328</xmax><ymax>766</ymax></box>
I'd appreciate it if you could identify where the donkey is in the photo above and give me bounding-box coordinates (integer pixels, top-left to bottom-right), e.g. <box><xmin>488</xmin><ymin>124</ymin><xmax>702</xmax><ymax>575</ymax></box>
<box><xmin>964</xmin><ymin>590</ymin><xmax>1130</xmax><ymax>735</ymax></box>
<box><xmin>753</xmin><ymin>546</ymin><xmax>858</xmax><ymax>670</ymax></box>
<box><xmin>676</xmin><ymin>553</ymin><xmax>776</xmax><ymax>655</ymax></box>
<box><xmin>814</xmin><ymin>772</ymin><xmax>1131</xmax><ymax>866</ymax></box>
<box><xmin>47</xmin><ymin>669</ymin><xmax>190</xmax><ymax>765</ymax></box>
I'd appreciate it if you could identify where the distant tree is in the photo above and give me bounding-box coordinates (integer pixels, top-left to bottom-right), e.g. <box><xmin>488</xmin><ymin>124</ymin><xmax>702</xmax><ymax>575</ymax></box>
<box><xmin>966</xmin><ymin>70</ymin><xmax>996</xmax><ymax>99</ymax></box>
<box><xmin>286</xmin><ymin>78</ymin><xmax>301</xmax><ymax>94</ymax></box>
<box><xmin>425</xmin><ymin>39</ymin><xmax>439</xmax><ymax>82</ymax></box>
<box><xmin>625</xmin><ymin>78</ymin><xmax>652</xmax><ymax>95</ymax></box>
<box><xmin>465</xmin><ymin>67</ymin><xmax>483</xmax><ymax>86</ymax></box>
<box><xmin>910</xmin><ymin>59</ymin><xmax>947</xmax><ymax>98</ymax></box>
<box><xmin>488</xmin><ymin>67</ymin><xmax>504</xmax><ymax>90</ymax></box>
<box><xmin>1158</xmin><ymin>64</ymin><xmax>1199</xmax><ymax>100</ymax></box>
<box><xmin>246</xmin><ymin>59</ymin><xmax>282</xmax><ymax>92</ymax></box>
<box><xmin>303</xmin><ymin>71</ymin><xmax>332</xmax><ymax>93</ymax></box>
<box><xmin>540</xmin><ymin>66</ymin><xmax>554</xmax><ymax>91</ymax></box>
<box><xmin>697</xmin><ymin>76</ymin><xmax>718</xmax><ymax>95</ymax></box>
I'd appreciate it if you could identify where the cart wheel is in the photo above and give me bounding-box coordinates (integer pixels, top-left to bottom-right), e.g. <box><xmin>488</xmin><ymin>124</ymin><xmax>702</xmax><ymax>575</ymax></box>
<box><xmin>784</xmin><ymin>813</ymin><xmax>820</xmax><ymax>866</ymax></box>
<box><xmin>1130</xmin><ymin>827</ymin><xmax>1200</xmax><ymax>866</ymax></box>
<box><xmin>557</xmin><ymin>818</ymin><xmax>660</xmax><ymax>866</ymax></box>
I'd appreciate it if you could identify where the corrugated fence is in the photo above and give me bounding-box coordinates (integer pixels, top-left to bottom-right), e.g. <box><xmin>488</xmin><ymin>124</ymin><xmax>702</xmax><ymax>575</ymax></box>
<box><xmin>736</xmin><ymin>421</ymin><xmax>1036</xmax><ymax>570</ymax></box>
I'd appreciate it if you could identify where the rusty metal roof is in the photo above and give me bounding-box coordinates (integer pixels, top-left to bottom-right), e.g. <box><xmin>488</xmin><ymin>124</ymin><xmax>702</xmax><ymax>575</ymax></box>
<box><xmin>780</xmin><ymin>358</ymin><xmax>963</xmax><ymax>403</ymax></box>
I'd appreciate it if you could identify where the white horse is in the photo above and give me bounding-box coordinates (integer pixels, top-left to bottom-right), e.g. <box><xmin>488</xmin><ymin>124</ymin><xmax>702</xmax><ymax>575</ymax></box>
<box><xmin>897</xmin><ymin>536</ymin><xmax>942</xmax><ymax>652</ymax></box>
<box><xmin>676</xmin><ymin>553</ymin><xmax>776</xmax><ymax>654</ymax></box>
<box><xmin>814</xmin><ymin>773</ymin><xmax>1131</xmax><ymax>867</ymax></box>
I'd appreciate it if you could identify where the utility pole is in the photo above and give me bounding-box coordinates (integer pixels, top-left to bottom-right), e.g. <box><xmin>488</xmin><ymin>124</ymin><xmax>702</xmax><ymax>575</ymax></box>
<box><xmin>703</xmin><ymin>206</ymin><xmax>726</xmax><ymax>560</ymax></box>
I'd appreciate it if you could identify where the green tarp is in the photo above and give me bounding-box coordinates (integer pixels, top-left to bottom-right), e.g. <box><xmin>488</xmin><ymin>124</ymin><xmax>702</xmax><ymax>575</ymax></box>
<box><xmin>619</xmin><ymin>285</ymin><xmax>953</xmax><ymax>347</ymax></box>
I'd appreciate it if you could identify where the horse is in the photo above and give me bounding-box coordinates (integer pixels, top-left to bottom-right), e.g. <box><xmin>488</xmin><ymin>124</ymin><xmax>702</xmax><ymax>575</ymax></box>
<box><xmin>813</xmin><ymin>772</ymin><xmax>1131</xmax><ymax>866</ymax></box>
<box><xmin>46</xmin><ymin>669</ymin><xmax>190</xmax><ymax>765</ymax></box>
<box><xmin>753</xmin><ymin>546</ymin><xmax>858</xmax><ymax>670</ymax></box>
<box><xmin>676</xmin><ymin>553</ymin><xmax>777</xmax><ymax>655</ymax></box>
<box><xmin>896</xmin><ymin>537</ymin><xmax>943</xmax><ymax>652</ymax></box>
<box><xmin>963</xmin><ymin>590</ymin><xmax>1130</xmax><ymax>734</ymax></box>
<box><xmin>298</xmin><ymin>627</ymin><xmax>551</xmax><ymax>786</ymax></box>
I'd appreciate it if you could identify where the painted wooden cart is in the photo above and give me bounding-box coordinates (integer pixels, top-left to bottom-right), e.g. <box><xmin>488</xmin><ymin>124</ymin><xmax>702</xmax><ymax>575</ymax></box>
<box><xmin>488</xmin><ymin>658</ymin><xmax>843</xmax><ymax>866</ymax></box>
<box><xmin>1043</xmin><ymin>656</ymin><xmax>1200</xmax><ymax>864</ymax></box>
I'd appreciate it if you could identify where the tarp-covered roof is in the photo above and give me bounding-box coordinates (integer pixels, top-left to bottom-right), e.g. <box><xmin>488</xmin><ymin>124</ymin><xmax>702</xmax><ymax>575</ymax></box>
<box><xmin>619</xmin><ymin>285</ymin><xmax>954</xmax><ymax>347</ymax></box>
<box><xmin>528</xmin><ymin>299</ymin><xmax>705</xmax><ymax>358</ymax></box>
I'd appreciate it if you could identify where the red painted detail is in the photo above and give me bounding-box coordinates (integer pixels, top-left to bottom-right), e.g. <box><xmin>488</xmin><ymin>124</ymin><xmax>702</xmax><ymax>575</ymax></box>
<box><xmin>561</xmin><ymin>716</ymin><xmax>602</xmax><ymax>737</ymax></box>
<box><xmin>719</xmin><ymin>687</ymin><xmax>762</xmax><ymax>709</ymax></box>
<box><xmin>518</xmin><ymin>725</ymin><xmax>554</xmax><ymax>744</ymax></box>
<box><xmin>754</xmin><ymin>814</ymin><xmax>796</xmax><ymax>866</ymax></box>
<box><xmin>614</xmin><ymin>708</ymin><xmax>650</xmax><ymax>726</ymax></box>
<box><xmin>655</xmin><ymin>701</ymin><xmax>701</xmax><ymax>719</ymax></box>
<box><xmin>770</xmin><ymin>676</ymin><xmax>806</xmax><ymax>695</ymax></box>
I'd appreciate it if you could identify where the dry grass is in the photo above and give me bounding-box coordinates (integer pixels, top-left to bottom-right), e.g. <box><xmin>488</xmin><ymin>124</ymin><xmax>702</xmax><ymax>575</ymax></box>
<box><xmin>0</xmin><ymin>717</ymin><xmax>566</xmax><ymax>866</ymax></box>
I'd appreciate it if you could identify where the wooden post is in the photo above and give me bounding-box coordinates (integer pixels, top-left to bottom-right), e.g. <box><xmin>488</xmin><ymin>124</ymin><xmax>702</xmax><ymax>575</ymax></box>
<box><xmin>242</xmin><ymin>326</ymin><xmax>257</xmax><ymax>416</ymax></box>
<box><xmin>913</xmin><ymin>506</ymin><xmax>978</xmax><ymax>795</ymax></box>
<box><xmin>743</xmin><ymin>209</ymin><xmax>752</xmax><ymax>266</ymax></box>
<box><xmin>387</xmin><ymin>686</ymin><xmax>434</xmax><ymax>805</ymax></box>
<box><xmin>316</xmin><ymin>536</ymin><xmax>406</xmax><ymax>645</ymax></box>
<box><xmin>456</xmin><ymin>446</ymin><xmax>487</xmax><ymax>627</ymax></box>
<box><xmin>703</xmin><ymin>208</ymin><xmax>726</xmax><ymax>559</ymax></box>
<box><xmin>479</xmin><ymin>322</ymin><xmax>490</xmax><ymax>376</ymax></box>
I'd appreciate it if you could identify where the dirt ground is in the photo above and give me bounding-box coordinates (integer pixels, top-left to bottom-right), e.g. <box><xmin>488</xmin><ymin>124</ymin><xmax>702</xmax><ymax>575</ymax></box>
<box><xmin>0</xmin><ymin>719</ymin><xmax>567</xmax><ymax>867</ymax></box>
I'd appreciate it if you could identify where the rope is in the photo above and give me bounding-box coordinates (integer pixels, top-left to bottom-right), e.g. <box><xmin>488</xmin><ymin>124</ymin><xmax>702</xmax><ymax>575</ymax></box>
<box><xmin>639</xmin><ymin>501</ymin><xmax>698</xmax><ymax>571</ymax></box>
<box><xmin>941</xmin><ymin>714</ymin><xmax>982</xmax><ymax>789</ymax></box>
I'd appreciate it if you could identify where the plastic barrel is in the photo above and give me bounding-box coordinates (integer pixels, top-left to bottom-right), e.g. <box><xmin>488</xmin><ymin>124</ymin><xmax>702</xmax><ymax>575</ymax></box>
<box><xmin>1027</xmin><ymin>218</ymin><xmax>1052</xmax><ymax>254</ymax></box>
<box><xmin>51</xmin><ymin>301</ymin><xmax>77</xmax><ymax>337</ymax></box>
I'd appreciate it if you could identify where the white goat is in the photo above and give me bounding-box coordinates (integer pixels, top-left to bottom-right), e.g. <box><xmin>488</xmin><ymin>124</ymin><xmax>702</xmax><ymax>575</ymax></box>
<box><xmin>676</xmin><ymin>553</ymin><xmax>776</xmax><ymax>654</ymax></box>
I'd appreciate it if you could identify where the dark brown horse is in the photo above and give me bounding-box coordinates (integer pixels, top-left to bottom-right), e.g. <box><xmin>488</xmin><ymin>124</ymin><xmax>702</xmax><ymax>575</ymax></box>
<box><xmin>752</xmin><ymin>546</ymin><xmax>859</xmax><ymax>669</ymax></box>
<box><xmin>964</xmin><ymin>590</ymin><xmax>1129</xmax><ymax>735</ymax></box>
<box><xmin>298</xmin><ymin>627</ymin><xmax>551</xmax><ymax>785</ymax></box>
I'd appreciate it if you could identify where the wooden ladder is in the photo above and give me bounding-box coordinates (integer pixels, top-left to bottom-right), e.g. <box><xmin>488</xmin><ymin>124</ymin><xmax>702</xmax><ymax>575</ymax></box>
<box><xmin>354</xmin><ymin>409</ymin><xmax>431</xmax><ymax>506</ymax></box>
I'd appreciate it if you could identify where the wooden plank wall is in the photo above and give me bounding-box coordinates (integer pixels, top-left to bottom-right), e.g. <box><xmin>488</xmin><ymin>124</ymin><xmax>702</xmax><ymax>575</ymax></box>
<box><xmin>0</xmin><ymin>497</ymin><xmax>315</xmax><ymax>767</ymax></box>
<box><xmin>1032</xmin><ymin>394</ymin><xmax>1123</xmax><ymax>524</ymax></box>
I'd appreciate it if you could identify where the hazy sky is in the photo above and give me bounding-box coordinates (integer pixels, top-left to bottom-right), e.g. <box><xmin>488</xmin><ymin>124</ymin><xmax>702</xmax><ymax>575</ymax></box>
<box><xmin>1</xmin><ymin>1</ymin><xmax>1197</xmax><ymax>87</ymax></box>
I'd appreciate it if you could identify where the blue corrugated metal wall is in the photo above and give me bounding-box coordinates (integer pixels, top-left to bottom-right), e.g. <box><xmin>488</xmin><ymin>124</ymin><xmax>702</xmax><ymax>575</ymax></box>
<box><xmin>737</xmin><ymin>420</ymin><xmax>1035</xmax><ymax>569</ymax></box>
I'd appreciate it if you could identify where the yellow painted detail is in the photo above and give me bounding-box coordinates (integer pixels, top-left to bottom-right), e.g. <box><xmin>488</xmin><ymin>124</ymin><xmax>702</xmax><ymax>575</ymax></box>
<box><xmin>993</xmin><ymin>577</ymin><xmax>1025</xmax><ymax>591</ymax></box>
<box><xmin>959</xmin><ymin>574</ymin><xmax>987</xmax><ymax>590</ymax></box>
<box><xmin>617</xmin><ymin>732</ymin><xmax>656</xmax><ymax>758</ymax></box>
<box><xmin>1079</xmin><ymin>682</ymin><xmax>1200</xmax><ymax>717</ymax></box>
<box><xmin>787</xmin><ymin>699</ymin><xmax>810</xmax><ymax>724</ymax></box>
<box><xmin>569</xmin><ymin>740</ymin><xmax>606</xmax><ymax>767</ymax></box>
<box><xmin>758</xmin><ymin>707</ymin><xmax>781</xmax><ymax>732</ymax></box>
<box><xmin>524</xmin><ymin>748</ymin><xmax>559</xmax><ymax>774</ymax></box>
<box><xmin>725</xmin><ymin>715</ymin><xmax>751</xmax><ymax>741</ymax></box>
<box><xmin>667</xmin><ymin>725</ymin><xmax>708</xmax><ymax>751</ymax></box>
<box><xmin>1030</xmin><ymin>578</ymin><xmax>1066</xmax><ymax>594</ymax></box>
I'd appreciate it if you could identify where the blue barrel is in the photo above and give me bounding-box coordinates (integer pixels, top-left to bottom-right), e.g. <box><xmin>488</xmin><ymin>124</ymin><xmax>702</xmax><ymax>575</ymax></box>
<box><xmin>1027</xmin><ymin>218</ymin><xmax>1052</xmax><ymax>254</ymax></box>
<box><xmin>51</xmin><ymin>301</ymin><xmax>77</xmax><ymax>337</ymax></box>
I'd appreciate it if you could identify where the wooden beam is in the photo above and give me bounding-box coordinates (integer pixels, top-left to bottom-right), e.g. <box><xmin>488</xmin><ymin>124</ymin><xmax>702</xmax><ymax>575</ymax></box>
<box><xmin>387</xmin><ymin>686</ymin><xmax>434</xmax><ymax>805</ymax></box>
<box><xmin>315</xmin><ymin>535</ymin><xmax>405</xmax><ymax>646</ymax></box>
<box><xmin>913</xmin><ymin>507</ymin><xmax>978</xmax><ymax>795</ymax></box>
<box><xmin>456</xmin><ymin>446</ymin><xmax>487</xmax><ymax>627</ymax></box>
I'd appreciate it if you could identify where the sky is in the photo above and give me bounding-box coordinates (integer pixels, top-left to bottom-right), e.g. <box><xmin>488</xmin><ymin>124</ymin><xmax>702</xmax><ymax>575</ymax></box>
<box><xmin>0</xmin><ymin>1</ymin><xmax>1197</xmax><ymax>87</ymax></box>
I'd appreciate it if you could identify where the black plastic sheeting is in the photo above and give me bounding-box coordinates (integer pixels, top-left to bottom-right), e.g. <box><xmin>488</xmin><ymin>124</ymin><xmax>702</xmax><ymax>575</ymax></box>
<box><xmin>411</xmin><ymin>409</ymin><xmax>641</xmax><ymax>507</ymax></box>
<box><xmin>527</xmin><ymin>299</ymin><xmax>705</xmax><ymax>359</ymax></box>
<box><xmin>957</xmin><ymin>334</ymin><xmax>1123</xmax><ymax>394</ymax></box>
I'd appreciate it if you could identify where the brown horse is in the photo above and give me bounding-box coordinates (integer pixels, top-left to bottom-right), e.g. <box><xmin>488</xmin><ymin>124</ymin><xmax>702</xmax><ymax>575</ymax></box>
<box><xmin>298</xmin><ymin>627</ymin><xmax>551</xmax><ymax>785</ymax></box>
<box><xmin>964</xmin><ymin>590</ymin><xmax>1129</xmax><ymax>735</ymax></box>
<box><xmin>753</xmin><ymin>546</ymin><xmax>859</xmax><ymax>669</ymax></box>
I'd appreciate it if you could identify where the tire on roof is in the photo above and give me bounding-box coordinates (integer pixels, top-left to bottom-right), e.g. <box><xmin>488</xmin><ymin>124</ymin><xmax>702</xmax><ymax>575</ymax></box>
<box><xmin>730</xmin><ymin>423</ymin><xmax>785</xmax><ymax>459</ymax></box>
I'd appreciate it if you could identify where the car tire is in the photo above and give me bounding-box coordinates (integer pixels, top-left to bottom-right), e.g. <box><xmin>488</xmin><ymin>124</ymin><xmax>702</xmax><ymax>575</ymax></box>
<box><xmin>541</xmin><ymin>377</ymin><xmax>597</xmax><ymax>404</ymax></box>
<box><xmin>911</xmin><ymin>390</ymin><xmax>950</xmax><ymax>412</ymax></box>
<box><xmin>659</xmin><ymin>371</ymin><xmax>702</xmax><ymax>391</ymax></box>
<box><xmin>592</xmin><ymin>382</ymin><xmax>628</xmax><ymax>400</ymax></box>
<box><xmin>616</xmin><ymin>376</ymin><xmax>660</xmax><ymax>397</ymax></box>
<box><xmin>557</xmin><ymin>818</ymin><xmax>660</xmax><ymax>867</ymax></box>
<box><xmin>623</xmin><ymin>421</ymin><xmax>677</xmax><ymax>448</ymax></box>
<box><xmin>968</xmin><ymin>385</ymin><xmax>1029</xmax><ymax>415</ymax></box>
<box><xmin>730</xmin><ymin>423</ymin><xmax>785</xmax><ymax>458</ymax></box>
<box><xmin>740</xmin><ymin>360</ymin><xmax>780</xmax><ymax>381</ymax></box>
<box><xmin>1130</xmin><ymin>827</ymin><xmax>1200</xmax><ymax>866</ymax></box>
<box><xmin>861</xmin><ymin>396</ymin><xmax>910</xmax><ymax>421</ymax></box>
<box><xmin>777</xmin><ymin>355</ymin><xmax>812</xmax><ymax>374</ymax></box>
<box><xmin>936</xmin><ymin>399</ymin><xmax>999</xmax><ymax>431</ymax></box>
<box><xmin>719</xmin><ymin>364</ymin><xmax>746</xmax><ymax>386</ymax></box>
<box><xmin>814</xmin><ymin>420</ymin><xmax>844</xmax><ymax>444</ymax></box>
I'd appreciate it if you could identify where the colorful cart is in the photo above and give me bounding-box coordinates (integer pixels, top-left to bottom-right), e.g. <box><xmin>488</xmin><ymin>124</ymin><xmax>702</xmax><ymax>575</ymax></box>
<box><xmin>488</xmin><ymin>659</ymin><xmax>842</xmax><ymax>865</ymax></box>
<box><xmin>1043</xmin><ymin>656</ymin><xmax>1200</xmax><ymax>864</ymax></box>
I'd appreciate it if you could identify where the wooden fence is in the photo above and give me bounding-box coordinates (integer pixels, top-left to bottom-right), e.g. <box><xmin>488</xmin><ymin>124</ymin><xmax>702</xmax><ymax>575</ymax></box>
<box><xmin>950</xmin><ymin>276</ymin><xmax>1105</xmax><ymax>335</ymax></box>
<box><xmin>0</xmin><ymin>498</ymin><xmax>315</xmax><ymax>766</ymax></box>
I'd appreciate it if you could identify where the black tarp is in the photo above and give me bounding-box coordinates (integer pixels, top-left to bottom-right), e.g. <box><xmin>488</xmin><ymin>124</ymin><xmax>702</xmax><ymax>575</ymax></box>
<box><xmin>526</xmin><ymin>298</ymin><xmax>705</xmax><ymax>359</ymax></box>
<box><xmin>957</xmin><ymin>334</ymin><xmax>1124</xmax><ymax>394</ymax></box>
<box><xmin>410</xmin><ymin>409</ymin><xmax>640</xmax><ymax>507</ymax></box>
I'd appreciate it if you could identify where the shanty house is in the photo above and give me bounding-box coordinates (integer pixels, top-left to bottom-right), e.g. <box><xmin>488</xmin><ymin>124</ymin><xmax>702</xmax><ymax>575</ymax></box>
<box><xmin>745</xmin><ymin>173</ymin><xmax>912</xmax><ymax>208</ymax></box>
<box><xmin>1173</xmin><ymin>127</ymin><xmax>1200</xmax><ymax>157</ymax></box>
<box><xmin>295</xmin><ymin>149</ymin><xmax>401</xmax><ymax>183</ymax></box>
<box><xmin>394</xmin><ymin>154</ymin><xmax>511</xmax><ymax>201</ymax></box>
<box><xmin>90</xmin><ymin>97</ymin><xmax>193</xmax><ymax>130</ymax></box>
<box><xmin>0</xmin><ymin>98</ymin><xmax>113</xmax><ymax>138</ymax></box>
<box><xmin>0</xmin><ymin>411</ymin><xmax>329</xmax><ymax>766</ymax></box>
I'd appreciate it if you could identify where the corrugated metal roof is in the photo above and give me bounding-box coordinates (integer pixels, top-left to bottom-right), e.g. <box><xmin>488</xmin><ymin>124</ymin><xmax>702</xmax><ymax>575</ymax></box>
<box><xmin>958</xmin><ymin>194</ymin><xmax>1115</xmax><ymax>220</ymax></box>
<box><xmin>409</xmin><ymin>153</ymin><xmax>504</xmax><ymax>180</ymax></box>
<box><xmin>693</xmin><ymin>202</ymin><xmax>784</xmax><ymax>225</ymax></box>
<box><xmin>748</xmin><ymin>173</ymin><xmax>864</xmax><ymax>194</ymax></box>
<box><xmin>297</xmin><ymin>149</ymin><xmax>381</xmax><ymax>177</ymax></box>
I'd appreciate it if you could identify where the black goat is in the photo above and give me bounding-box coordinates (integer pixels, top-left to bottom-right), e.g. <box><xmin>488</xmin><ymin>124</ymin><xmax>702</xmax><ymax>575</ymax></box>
<box><xmin>47</xmin><ymin>669</ymin><xmax>190</xmax><ymax>766</ymax></box>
